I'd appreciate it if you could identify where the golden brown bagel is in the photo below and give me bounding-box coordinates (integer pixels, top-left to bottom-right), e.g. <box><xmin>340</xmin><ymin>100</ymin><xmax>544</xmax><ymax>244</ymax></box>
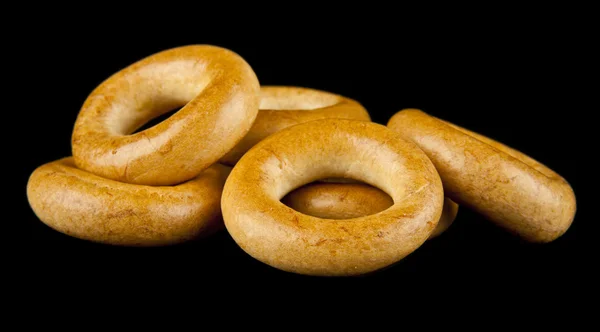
<box><xmin>26</xmin><ymin>157</ymin><xmax>231</xmax><ymax>246</ymax></box>
<box><xmin>72</xmin><ymin>45</ymin><xmax>260</xmax><ymax>186</ymax></box>
<box><xmin>387</xmin><ymin>109</ymin><xmax>576</xmax><ymax>242</ymax></box>
<box><xmin>219</xmin><ymin>86</ymin><xmax>371</xmax><ymax>165</ymax></box>
<box><xmin>281</xmin><ymin>182</ymin><xmax>458</xmax><ymax>239</ymax></box>
<box><xmin>222</xmin><ymin>119</ymin><xmax>444</xmax><ymax>276</ymax></box>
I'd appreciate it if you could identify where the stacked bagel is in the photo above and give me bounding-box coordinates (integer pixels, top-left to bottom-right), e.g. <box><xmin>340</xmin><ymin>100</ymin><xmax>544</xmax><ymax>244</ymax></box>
<box><xmin>27</xmin><ymin>45</ymin><xmax>577</xmax><ymax>276</ymax></box>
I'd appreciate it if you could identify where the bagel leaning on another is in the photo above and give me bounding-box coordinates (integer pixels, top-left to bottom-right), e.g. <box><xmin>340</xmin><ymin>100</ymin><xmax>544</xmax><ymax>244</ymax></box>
<box><xmin>387</xmin><ymin>108</ymin><xmax>576</xmax><ymax>243</ymax></box>
<box><xmin>72</xmin><ymin>44</ymin><xmax>260</xmax><ymax>186</ymax></box>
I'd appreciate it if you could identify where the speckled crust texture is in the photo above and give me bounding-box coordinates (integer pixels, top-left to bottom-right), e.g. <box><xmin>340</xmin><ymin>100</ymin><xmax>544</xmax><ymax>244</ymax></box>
<box><xmin>27</xmin><ymin>157</ymin><xmax>231</xmax><ymax>246</ymax></box>
<box><xmin>387</xmin><ymin>109</ymin><xmax>576</xmax><ymax>242</ymax></box>
<box><xmin>219</xmin><ymin>86</ymin><xmax>371</xmax><ymax>165</ymax></box>
<box><xmin>282</xmin><ymin>182</ymin><xmax>458</xmax><ymax>239</ymax></box>
<box><xmin>222</xmin><ymin>119</ymin><xmax>444</xmax><ymax>276</ymax></box>
<box><xmin>72</xmin><ymin>45</ymin><xmax>260</xmax><ymax>186</ymax></box>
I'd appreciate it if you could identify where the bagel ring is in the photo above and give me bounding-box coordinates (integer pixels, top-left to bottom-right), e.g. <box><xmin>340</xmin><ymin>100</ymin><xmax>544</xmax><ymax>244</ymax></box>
<box><xmin>388</xmin><ymin>109</ymin><xmax>577</xmax><ymax>242</ymax></box>
<box><xmin>222</xmin><ymin>119</ymin><xmax>444</xmax><ymax>276</ymax></box>
<box><xmin>26</xmin><ymin>157</ymin><xmax>231</xmax><ymax>246</ymax></box>
<box><xmin>282</xmin><ymin>182</ymin><xmax>459</xmax><ymax>239</ymax></box>
<box><xmin>72</xmin><ymin>45</ymin><xmax>260</xmax><ymax>186</ymax></box>
<box><xmin>219</xmin><ymin>86</ymin><xmax>371</xmax><ymax>165</ymax></box>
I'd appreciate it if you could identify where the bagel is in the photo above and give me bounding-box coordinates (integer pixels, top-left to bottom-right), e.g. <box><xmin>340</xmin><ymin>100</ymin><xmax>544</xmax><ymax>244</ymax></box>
<box><xmin>219</xmin><ymin>86</ymin><xmax>371</xmax><ymax>165</ymax></box>
<box><xmin>222</xmin><ymin>119</ymin><xmax>444</xmax><ymax>276</ymax></box>
<box><xmin>26</xmin><ymin>157</ymin><xmax>231</xmax><ymax>246</ymax></box>
<box><xmin>72</xmin><ymin>45</ymin><xmax>260</xmax><ymax>186</ymax></box>
<box><xmin>387</xmin><ymin>109</ymin><xmax>576</xmax><ymax>242</ymax></box>
<box><xmin>281</xmin><ymin>182</ymin><xmax>458</xmax><ymax>239</ymax></box>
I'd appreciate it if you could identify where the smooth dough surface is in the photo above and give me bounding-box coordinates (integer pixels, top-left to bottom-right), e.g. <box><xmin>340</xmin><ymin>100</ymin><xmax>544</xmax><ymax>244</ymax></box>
<box><xmin>72</xmin><ymin>45</ymin><xmax>260</xmax><ymax>186</ymax></box>
<box><xmin>388</xmin><ymin>108</ymin><xmax>576</xmax><ymax>242</ymax></box>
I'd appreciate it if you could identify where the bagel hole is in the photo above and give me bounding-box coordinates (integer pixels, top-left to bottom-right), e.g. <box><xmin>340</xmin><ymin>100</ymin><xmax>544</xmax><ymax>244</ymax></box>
<box><xmin>131</xmin><ymin>106</ymin><xmax>182</xmax><ymax>134</ymax></box>
<box><xmin>280</xmin><ymin>177</ymin><xmax>394</xmax><ymax>220</ymax></box>
<box><xmin>260</xmin><ymin>88</ymin><xmax>341</xmax><ymax>110</ymax></box>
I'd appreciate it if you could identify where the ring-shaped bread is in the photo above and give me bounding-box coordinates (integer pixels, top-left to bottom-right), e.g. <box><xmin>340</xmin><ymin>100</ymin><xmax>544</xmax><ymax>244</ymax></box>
<box><xmin>387</xmin><ymin>109</ymin><xmax>576</xmax><ymax>242</ymax></box>
<box><xmin>220</xmin><ymin>86</ymin><xmax>371</xmax><ymax>165</ymax></box>
<box><xmin>222</xmin><ymin>119</ymin><xmax>444</xmax><ymax>276</ymax></box>
<box><xmin>27</xmin><ymin>157</ymin><xmax>231</xmax><ymax>246</ymax></box>
<box><xmin>72</xmin><ymin>45</ymin><xmax>260</xmax><ymax>185</ymax></box>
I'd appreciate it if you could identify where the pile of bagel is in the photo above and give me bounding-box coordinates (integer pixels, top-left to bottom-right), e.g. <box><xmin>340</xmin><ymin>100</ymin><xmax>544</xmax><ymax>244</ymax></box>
<box><xmin>27</xmin><ymin>45</ymin><xmax>577</xmax><ymax>276</ymax></box>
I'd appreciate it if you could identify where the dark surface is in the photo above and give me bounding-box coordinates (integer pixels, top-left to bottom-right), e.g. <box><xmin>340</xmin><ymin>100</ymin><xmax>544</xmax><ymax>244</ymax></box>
<box><xmin>19</xmin><ymin>26</ymin><xmax>587</xmax><ymax>294</ymax></box>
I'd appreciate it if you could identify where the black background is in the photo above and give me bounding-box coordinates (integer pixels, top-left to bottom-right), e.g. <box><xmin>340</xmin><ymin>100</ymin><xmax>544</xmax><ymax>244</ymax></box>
<box><xmin>18</xmin><ymin>19</ymin><xmax>589</xmax><ymax>296</ymax></box>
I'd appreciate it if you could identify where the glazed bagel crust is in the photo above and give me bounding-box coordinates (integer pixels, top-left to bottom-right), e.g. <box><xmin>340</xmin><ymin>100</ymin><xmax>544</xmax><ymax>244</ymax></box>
<box><xmin>27</xmin><ymin>157</ymin><xmax>231</xmax><ymax>246</ymax></box>
<box><xmin>72</xmin><ymin>45</ymin><xmax>260</xmax><ymax>186</ymax></box>
<box><xmin>387</xmin><ymin>109</ymin><xmax>576</xmax><ymax>242</ymax></box>
<box><xmin>222</xmin><ymin>119</ymin><xmax>444</xmax><ymax>276</ymax></box>
<box><xmin>282</xmin><ymin>183</ymin><xmax>458</xmax><ymax>239</ymax></box>
<box><xmin>219</xmin><ymin>86</ymin><xmax>371</xmax><ymax>165</ymax></box>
